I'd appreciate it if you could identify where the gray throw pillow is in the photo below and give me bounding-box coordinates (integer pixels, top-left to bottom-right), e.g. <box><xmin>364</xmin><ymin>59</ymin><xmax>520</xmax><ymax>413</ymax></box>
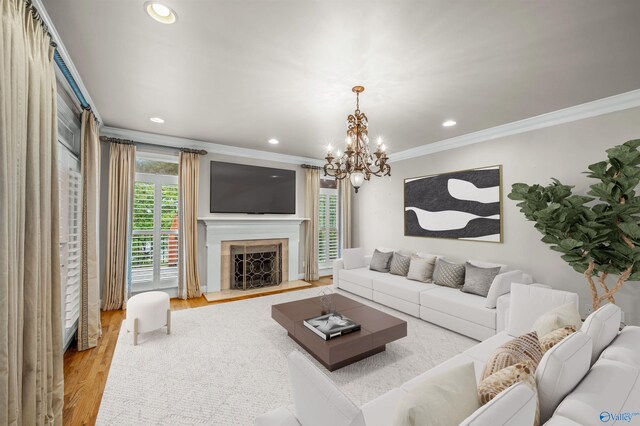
<box><xmin>433</xmin><ymin>259</ymin><xmax>465</xmax><ymax>288</ymax></box>
<box><xmin>460</xmin><ymin>262</ymin><xmax>501</xmax><ymax>297</ymax></box>
<box><xmin>390</xmin><ymin>252</ymin><xmax>411</xmax><ymax>276</ymax></box>
<box><xmin>407</xmin><ymin>255</ymin><xmax>436</xmax><ymax>282</ymax></box>
<box><xmin>369</xmin><ymin>249</ymin><xmax>393</xmax><ymax>273</ymax></box>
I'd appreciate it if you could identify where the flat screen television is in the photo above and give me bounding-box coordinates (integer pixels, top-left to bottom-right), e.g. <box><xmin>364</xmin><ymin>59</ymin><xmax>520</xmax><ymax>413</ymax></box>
<box><xmin>210</xmin><ymin>161</ymin><xmax>296</xmax><ymax>214</ymax></box>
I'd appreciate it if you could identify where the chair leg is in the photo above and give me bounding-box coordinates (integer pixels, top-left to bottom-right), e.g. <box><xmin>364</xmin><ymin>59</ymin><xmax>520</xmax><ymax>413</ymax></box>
<box><xmin>133</xmin><ymin>318</ymin><xmax>138</xmax><ymax>346</ymax></box>
<box><xmin>166</xmin><ymin>309</ymin><xmax>171</xmax><ymax>335</ymax></box>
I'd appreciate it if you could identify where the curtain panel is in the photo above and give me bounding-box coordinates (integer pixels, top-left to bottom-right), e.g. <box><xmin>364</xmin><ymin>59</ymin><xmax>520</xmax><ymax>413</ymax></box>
<box><xmin>304</xmin><ymin>169</ymin><xmax>320</xmax><ymax>281</ymax></box>
<box><xmin>102</xmin><ymin>143</ymin><xmax>136</xmax><ymax>311</ymax></box>
<box><xmin>178</xmin><ymin>151</ymin><xmax>202</xmax><ymax>299</ymax></box>
<box><xmin>339</xmin><ymin>179</ymin><xmax>352</xmax><ymax>250</ymax></box>
<box><xmin>0</xmin><ymin>0</ymin><xmax>64</xmax><ymax>423</ymax></box>
<box><xmin>78</xmin><ymin>110</ymin><xmax>101</xmax><ymax>350</ymax></box>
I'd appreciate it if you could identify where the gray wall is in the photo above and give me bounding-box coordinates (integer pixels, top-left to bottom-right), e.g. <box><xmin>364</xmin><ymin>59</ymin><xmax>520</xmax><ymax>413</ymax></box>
<box><xmin>352</xmin><ymin>106</ymin><xmax>640</xmax><ymax>325</ymax></box>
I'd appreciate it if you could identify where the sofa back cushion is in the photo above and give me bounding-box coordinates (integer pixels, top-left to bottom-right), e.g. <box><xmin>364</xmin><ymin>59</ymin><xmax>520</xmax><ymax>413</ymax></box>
<box><xmin>535</xmin><ymin>332</ymin><xmax>592</xmax><ymax>423</ymax></box>
<box><xmin>394</xmin><ymin>362</ymin><xmax>480</xmax><ymax>426</ymax></box>
<box><xmin>507</xmin><ymin>284</ymin><xmax>579</xmax><ymax>337</ymax></box>
<box><xmin>581</xmin><ymin>303</ymin><xmax>621</xmax><ymax>365</ymax></box>
<box><xmin>433</xmin><ymin>259</ymin><xmax>465</xmax><ymax>288</ymax></box>
<box><xmin>287</xmin><ymin>351</ymin><xmax>361</xmax><ymax>426</ymax></box>
<box><xmin>389</xmin><ymin>252</ymin><xmax>411</xmax><ymax>276</ymax></box>
<box><xmin>369</xmin><ymin>249</ymin><xmax>393</xmax><ymax>273</ymax></box>
<box><xmin>342</xmin><ymin>248</ymin><xmax>366</xmax><ymax>270</ymax></box>
<box><xmin>460</xmin><ymin>382</ymin><xmax>537</xmax><ymax>426</ymax></box>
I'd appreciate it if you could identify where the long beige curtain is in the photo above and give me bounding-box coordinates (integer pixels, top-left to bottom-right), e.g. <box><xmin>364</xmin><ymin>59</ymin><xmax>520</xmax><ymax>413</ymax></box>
<box><xmin>178</xmin><ymin>151</ymin><xmax>202</xmax><ymax>299</ymax></box>
<box><xmin>78</xmin><ymin>110</ymin><xmax>101</xmax><ymax>350</ymax></box>
<box><xmin>339</xmin><ymin>179</ymin><xmax>352</xmax><ymax>250</ymax></box>
<box><xmin>304</xmin><ymin>168</ymin><xmax>320</xmax><ymax>281</ymax></box>
<box><xmin>0</xmin><ymin>0</ymin><xmax>64</xmax><ymax>423</ymax></box>
<box><xmin>102</xmin><ymin>142</ymin><xmax>136</xmax><ymax>311</ymax></box>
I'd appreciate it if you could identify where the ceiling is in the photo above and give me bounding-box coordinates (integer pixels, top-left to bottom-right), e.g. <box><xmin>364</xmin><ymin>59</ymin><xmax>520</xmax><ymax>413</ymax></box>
<box><xmin>43</xmin><ymin>0</ymin><xmax>640</xmax><ymax>159</ymax></box>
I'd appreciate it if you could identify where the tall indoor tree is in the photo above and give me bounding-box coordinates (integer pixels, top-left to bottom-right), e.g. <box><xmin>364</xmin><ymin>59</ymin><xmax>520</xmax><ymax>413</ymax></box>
<box><xmin>509</xmin><ymin>139</ymin><xmax>640</xmax><ymax>310</ymax></box>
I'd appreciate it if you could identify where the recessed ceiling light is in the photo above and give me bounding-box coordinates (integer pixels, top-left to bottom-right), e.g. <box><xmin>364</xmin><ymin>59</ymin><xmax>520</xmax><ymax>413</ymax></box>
<box><xmin>144</xmin><ymin>2</ymin><xmax>177</xmax><ymax>24</ymax></box>
<box><xmin>150</xmin><ymin>117</ymin><xmax>165</xmax><ymax>123</ymax></box>
<box><xmin>268</xmin><ymin>138</ymin><xmax>279</xmax><ymax>145</ymax></box>
<box><xmin>442</xmin><ymin>120</ymin><xmax>456</xmax><ymax>127</ymax></box>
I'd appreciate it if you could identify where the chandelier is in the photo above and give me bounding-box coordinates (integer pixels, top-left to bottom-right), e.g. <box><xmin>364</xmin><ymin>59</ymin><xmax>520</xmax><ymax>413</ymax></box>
<box><xmin>323</xmin><ymin>86</ymin><xmax>390</xmax><ymax>193</ymax></box>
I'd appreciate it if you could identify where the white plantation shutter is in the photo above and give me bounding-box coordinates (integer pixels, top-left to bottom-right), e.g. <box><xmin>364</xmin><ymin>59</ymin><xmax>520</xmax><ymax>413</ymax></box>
<box><xmin>318</xmin><ymin>187</ymin><xmax>339</xmax><ymax>268</ymax></box>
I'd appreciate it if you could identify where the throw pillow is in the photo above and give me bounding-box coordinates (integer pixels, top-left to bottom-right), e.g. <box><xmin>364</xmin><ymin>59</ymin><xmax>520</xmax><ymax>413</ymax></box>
<box><xmin>342</xmin><ymin>248</ymin><xmax>366</xmax><ymax>270</ymax></box>
<box><xmin>394</xmin><ymin>362</ymin><xmax>480</xmax><ymax>426</ymax></box>
<box><xmin>432</xmin><ymin>259</ymin><xmax>465</xmax><ymax>288</ymax></box>
<box><xmin>539</xmin><ymin>325</ymin><xmax>576</xmax><ymax>354</ymax></box>
<box><xmin>390</xmin><ymin>252</ymin><xmax>411</xmax><ymax>276</ymax></box>
<box><xmin>369</xmin><ymin>249</ymin><xmax>393</xmax><ymax>273</ymax></box>
<box><xmin>481</xmin><ymin>331</ymin><xmax>543</xmax><ymax>380</ymax></box>
<box><xmin>460</xmin><ymin>262</ymin><xmax>501</xmax><ymax>297</ymax></box>
<box><xmin>531</xmin><ymin>302</ymin><xmax>582</xmax><ymax>337</ymax></box>
<box><xmin>406</xmin><ymin>255</ymin><xmax>436</xmax><ymax>282</ymax></box>
<box><xmin>478</xmin><ymin>362</ymin><xmax>539</xmax><ymax>426</ymax></box>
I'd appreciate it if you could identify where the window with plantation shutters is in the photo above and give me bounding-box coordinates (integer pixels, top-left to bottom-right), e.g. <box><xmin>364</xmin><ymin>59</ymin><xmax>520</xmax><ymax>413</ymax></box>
<box><xmin>318</xmin><ymin>179</ymin><xmax>339</xmax><ymax>269</ymax></box>
<box><xmin>131</xmin><ymin>154</ymin><xmax>179</xmax><ymax>293</ymax></box>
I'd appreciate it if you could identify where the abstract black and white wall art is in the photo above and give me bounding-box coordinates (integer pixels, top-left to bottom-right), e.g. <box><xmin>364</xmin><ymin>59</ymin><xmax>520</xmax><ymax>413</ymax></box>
<box><xmin>404</xmin><ymin>166</ymin><xmax>502</xmax><ymax>242</ymax></box>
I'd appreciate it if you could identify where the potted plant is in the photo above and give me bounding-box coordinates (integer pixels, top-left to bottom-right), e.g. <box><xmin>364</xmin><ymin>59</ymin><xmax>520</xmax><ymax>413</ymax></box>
<box><xmin>509</xmin><ymin>139</ymin><xmax>640</xmax><ymax>309</ymax></box>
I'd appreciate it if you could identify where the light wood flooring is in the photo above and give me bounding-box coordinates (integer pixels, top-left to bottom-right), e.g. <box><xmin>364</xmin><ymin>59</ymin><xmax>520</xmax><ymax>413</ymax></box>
<box><xmin>62</xmin><ymin>276</ymin><xmax>332</xmax><ymax>425</ymax></box>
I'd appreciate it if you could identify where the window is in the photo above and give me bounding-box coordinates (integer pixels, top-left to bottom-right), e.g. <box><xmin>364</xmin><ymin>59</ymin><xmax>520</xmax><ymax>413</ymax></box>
<box><xmin>318</xmin><ymin>178</ymin><xmax>339</xmax><ymax>269</ymax></box>
<box><xmin>131</xmin><ymin>154</ymin><xmax>179</xmax><ymax>293</ymax></box>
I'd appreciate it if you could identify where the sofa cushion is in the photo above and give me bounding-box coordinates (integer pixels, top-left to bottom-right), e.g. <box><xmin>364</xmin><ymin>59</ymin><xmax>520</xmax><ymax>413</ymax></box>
<box><xmin>389</xmin><ymin>252</ymin><xmax>411</xmax><ymax>276</ymax></box>
<box><xmin>507</xmin><ymin>284</ymin><xmax>579</xmax><ymax>337</ymax></box>
<box><xmin>461</xmin><ymin>262</ymin><xmax>501</xmax><ymax>297</ymax></box>
<box><xmin>433</xmin><ymin>259</ymin><xmax>465</xmax><ymax>288</ymax></box>
<box><xmin>340</xmin><ymin>268</ymin><xmax>384</xmax><ymax>289</ymax></box>
<box><xmin>369</xmin><ymin>249</ymin><xmax>393</xmax><ymax>273</ymax></box>
<box><xmin>403</xmin><ymin>354</ymin><xmax>486</xmax><ymax>391</ymax></box>
<box><xmin>394</xmin><ymin>362</ymin><xmax>480</xmax><ymax>426</ymax></box>
<box><xmin>468</xmin><ymin>260</ymin><xmax>508</xmax><ymax>273</ymax></box>
<box><xmin>552</xmin><ymin>358</ymin><xmax>640</xmax><ymax>426</ymax></box>
<box><xmin>420</xmin><ymin>286</ymin><xmax>496</xmax><ymax>329</ymax></box>
<box><xmin>531</xmin><ymin>302</ymin><xmax>582</xmax><ymax>337</ymax></box>
<box><xmin>463</xmin><ymin>331</ymin><xmax>514</xmax><ymax>364</ymax></box>
<box><xmin>373</xmin><ymin>275</ymin><xmax>437</xmax><ymax>304</ymax></box>
<box><xmin>581</xmin><ymin>303</ymin><xmax>621</xmax><ymax>365</ymax></box>
<box><xmin>481</xmin><ymin>332</ymin><xmax>542</xmax><ymax>380</ymax></box>
<box><xmin>477</xmin><ymin>362</ymin><xmax>539</xmax><ymax>426</ymax></box>
<box><xmin>360</xmin><ymin>388</ymin><xmax>406</xmax><ymax>426</ymax></box>
<box><xmin>342</xmin><ymin>248</ymin><xmax>366</xmax><ymax>270</ymax></box>
<box><xmin>485</xmin><ymin>271</ymin><xmax>524</xmax><ymax>309</ymax></box>
<box><xmin>406</xmin><ymin>255</ymin><xmax>436</xmax><ymax>283</ymax></box>
<box><xmin>535</xmin><ymin>331</ymin><xmax>592</xmax><ymax>424</ymax></box>
<box><xmin>600</xmin><ymin>325</ymin><xmax>640</xmax><ymax>368</ymax></box>
<box><xmin>460</xmin><ymin>382</ymin><xmax>537</xmax><ymax>426</ymax></box>
<box><xmin>539</xmin><ymin>325</ymin><xmax>576</xmax><ymax>354</ymax></box>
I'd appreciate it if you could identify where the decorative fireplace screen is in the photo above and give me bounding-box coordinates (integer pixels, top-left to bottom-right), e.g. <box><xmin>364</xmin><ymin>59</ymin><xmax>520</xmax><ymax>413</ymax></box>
<box><xmin>230</xmin><ymin>243</ymin><xmax>282</xmax><ymax>290</ymax></box>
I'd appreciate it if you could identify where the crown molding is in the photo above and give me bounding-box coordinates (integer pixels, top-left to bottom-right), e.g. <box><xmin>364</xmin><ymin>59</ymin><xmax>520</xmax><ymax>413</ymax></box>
<box><xmin>390</xmin><ymin>89</ymin><xmax>640</xmax><ymax>162</ymax></box>
<box><xmin>33</xmin><ymin>0</ymin><xmax>103</xmax><ymax>124</ymax></box>
<box><xmin>100</xmin><ymin>126</ymin><xmax>325</xmax><ymax>166</ymax></box>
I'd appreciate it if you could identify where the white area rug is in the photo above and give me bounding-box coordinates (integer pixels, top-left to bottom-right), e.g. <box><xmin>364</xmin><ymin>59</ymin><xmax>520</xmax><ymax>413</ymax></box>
<box><xmin>97</xmin><ymin>287</ymin><xmax>475</xmax><ymax>425</ymax></box>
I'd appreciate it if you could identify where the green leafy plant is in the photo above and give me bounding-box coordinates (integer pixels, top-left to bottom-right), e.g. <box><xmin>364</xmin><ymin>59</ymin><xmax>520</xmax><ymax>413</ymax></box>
<box><xmin>508</xmin><ymin>139</ymin><xmax>640</xmax><ymax>309</ymax></box>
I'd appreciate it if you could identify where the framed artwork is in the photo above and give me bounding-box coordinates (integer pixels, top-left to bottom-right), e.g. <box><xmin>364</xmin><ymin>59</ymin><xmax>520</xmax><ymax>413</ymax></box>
<box><xmin>404</xmin><ymin>165</ymin><xmax>502</xmax><ymax>242</ymax></box>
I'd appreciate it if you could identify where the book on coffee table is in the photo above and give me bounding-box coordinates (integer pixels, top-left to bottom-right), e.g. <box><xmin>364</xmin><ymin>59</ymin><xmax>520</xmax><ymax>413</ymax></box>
<box><xmin>303</xmin><ymin>313</ymin><xmax>361</xmax><ymax>340</ymax></box>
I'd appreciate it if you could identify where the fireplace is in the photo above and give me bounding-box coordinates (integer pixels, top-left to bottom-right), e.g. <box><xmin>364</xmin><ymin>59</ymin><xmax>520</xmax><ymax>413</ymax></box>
<box><xmin>231</xmin><ymin>243</ymin><xmax>282</xmax><ymax>290</ymax></box>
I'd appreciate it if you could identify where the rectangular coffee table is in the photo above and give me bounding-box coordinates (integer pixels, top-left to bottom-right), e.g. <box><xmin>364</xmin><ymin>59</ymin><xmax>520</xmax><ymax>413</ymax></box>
<box><xmin>272</xmin><ymin>293</ymin><xmax>407</xmax><ymax>371</ymax></box>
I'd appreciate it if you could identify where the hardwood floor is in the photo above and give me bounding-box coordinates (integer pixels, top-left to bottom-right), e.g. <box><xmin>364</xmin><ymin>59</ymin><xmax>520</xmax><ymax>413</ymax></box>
<box><xmin>62</xmin><ymin>276</ymin><xmax>332</xmax><ymax>425</ymax></box>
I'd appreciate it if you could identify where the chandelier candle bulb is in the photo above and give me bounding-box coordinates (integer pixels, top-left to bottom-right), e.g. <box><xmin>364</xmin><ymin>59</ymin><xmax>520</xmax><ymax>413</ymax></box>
<box><xmin>322</xmin><ymin>85</ymin><xmax>391</xmax><ymax>193</ymax></box>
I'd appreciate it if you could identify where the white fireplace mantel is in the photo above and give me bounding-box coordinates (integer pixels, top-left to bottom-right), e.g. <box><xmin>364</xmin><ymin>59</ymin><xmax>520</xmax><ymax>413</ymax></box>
<box><xmin>198</xmin><ymin>217</ymin><xmax>309</xmax><ymax>292</ymax></box>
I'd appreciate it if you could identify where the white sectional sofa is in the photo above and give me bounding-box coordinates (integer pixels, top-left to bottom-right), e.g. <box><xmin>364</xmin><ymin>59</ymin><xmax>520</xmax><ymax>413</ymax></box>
<box><xmin>257</xmin><ymin>284</ymin><xmax>639</xmax><ymax>426</ymax></box>
<box><xmin>334</xmin><ymin>248</ymin><xmax>532</xmax><ymax>340</ymax></box>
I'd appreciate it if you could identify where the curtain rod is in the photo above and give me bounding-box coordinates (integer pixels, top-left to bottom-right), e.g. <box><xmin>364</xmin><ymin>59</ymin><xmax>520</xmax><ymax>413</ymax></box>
<box><xmin>301</xmin><ymin>164</ymin><xmax>323</xmax><ymax>170</ymax></box>
<box><xmin>100</xmin><ymin>136</ymin><xmax>207</xmax><ymax>155</ymax></box>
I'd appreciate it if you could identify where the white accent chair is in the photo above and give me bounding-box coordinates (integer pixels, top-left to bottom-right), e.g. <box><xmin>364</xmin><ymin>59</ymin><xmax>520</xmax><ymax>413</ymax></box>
<box><xmin>126</xmin><ymin>291</ymin><xmax>171</xmax><ymax>345</ymax></box>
